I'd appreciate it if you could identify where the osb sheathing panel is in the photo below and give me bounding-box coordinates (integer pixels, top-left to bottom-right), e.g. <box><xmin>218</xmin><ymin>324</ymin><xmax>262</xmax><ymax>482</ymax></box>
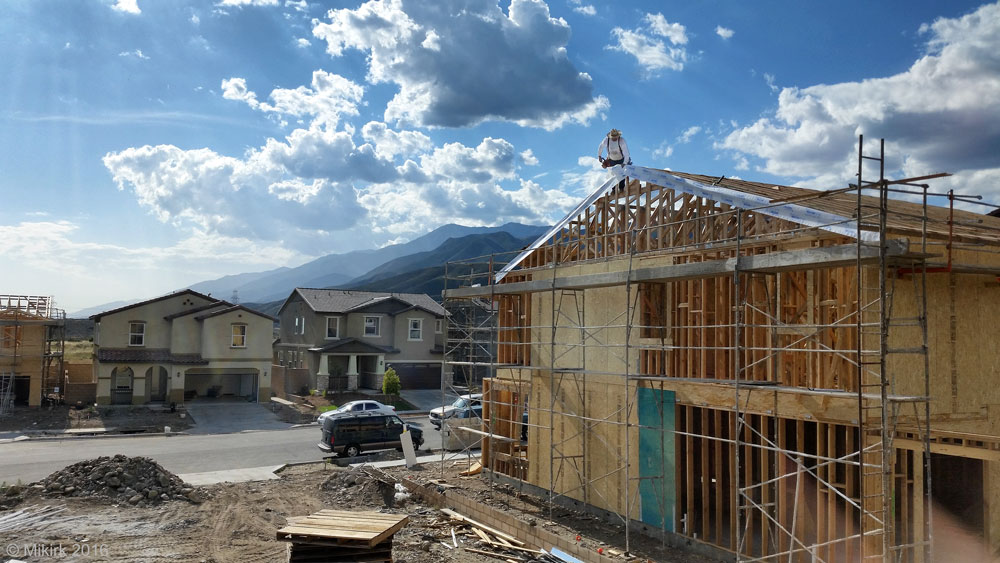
<box><xmin>527</xmin><ymin>372</ymin><xmax>642</xmax><ymax>519</ymax></box>
<box><xmin>888</xmin><ymin>246</ymin><xmax>1000</xmax><ymax>435</ymax></box>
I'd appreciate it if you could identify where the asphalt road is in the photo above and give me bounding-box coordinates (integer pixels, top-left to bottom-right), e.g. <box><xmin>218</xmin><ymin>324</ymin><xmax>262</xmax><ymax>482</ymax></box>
<box><xmin>0</xmin><ymin>414</ymin><xmax>441</xmax><ymax>485</ymax></box>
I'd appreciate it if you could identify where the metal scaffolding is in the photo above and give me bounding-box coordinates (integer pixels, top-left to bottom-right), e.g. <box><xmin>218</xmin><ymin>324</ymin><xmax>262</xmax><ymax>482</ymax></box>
<box><xmin>0</xmin><ymin>295</ymin><xmax>66</xmax><ymax>412</ymax></box>
<box><xmin>440</xmin><ymin>138</ymin><xmax>1000</xmax><ymax>561</ymax></box>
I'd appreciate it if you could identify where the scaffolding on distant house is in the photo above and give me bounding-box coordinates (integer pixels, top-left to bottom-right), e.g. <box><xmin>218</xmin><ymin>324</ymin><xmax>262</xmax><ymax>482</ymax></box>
<box><xmin>439</xmin><ymin>137</ymin><xmax>1000</xmax><ymax>562</ymax></box>
<box><xmin>0</xmin><ymin>295</ymin><xmax>66</xmax><ymax>408</ymax></box>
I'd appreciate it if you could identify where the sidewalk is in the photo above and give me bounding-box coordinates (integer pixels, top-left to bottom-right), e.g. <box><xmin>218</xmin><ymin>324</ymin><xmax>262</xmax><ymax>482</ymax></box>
<box><xmin>397</xmin><ymin>389</ymin><xmax>464</xmax><ymax>413</ymax></box>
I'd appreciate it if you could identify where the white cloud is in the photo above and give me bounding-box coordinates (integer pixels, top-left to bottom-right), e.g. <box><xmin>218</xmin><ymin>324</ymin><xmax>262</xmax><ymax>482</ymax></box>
<box><xmin>521</xmin><ymin>149</ymin><xmax>539</xmax><ymax>166</ymax></box>
<box><xmin>191</xmin><ymin>14</ymin><xmax>200</xmax><ymax>25</ymax></box>
<box><xmin>718</xmin><ymin>1</ymin><xmax>1000</xmax><ymax>203</ymax></box>
<box><xmin>219</xmin><ymin>0</ymin><xmax>279</xmax><ymax>6</ymax></box>
<box><xmin>111</xmin><ymin>0</ymin><xmax>140</xmax><ymax>14</ymax></box>
<box><xmin>103</xmin><ymin>118</ymin><xmax>578</xmax><ymax>254</ymax></box>
<box><xmin>678</xmin><ymin>125</ymin><xmax>701</xmax><ymax>144</ymax></box>
<box><xmin>608</xmin><ymin>13</ymin><xmax>689</xmax><ymax>75</ymax></box>
<box><xmin>0</xmin><ymin>220</ymin><xmax>306</xmax><ymax>312</ymax></box>
<box><xmin>653</xmin><ymin>143</ymin><xmax>673</xmax><ymax>158</ymax></box>
<box><xmin>764</xmin><ymin>72</ymin><xmax>778</xmax><ymax>92</ymax></box>
<box><xmin>221</xmin><ymin>71</ymin><xmax>364</xmax><ymax>128</ymax></box>
<box><xmin>715</xmin><ymin>25</ymin><xmax>734</xmax><ymax>39</ymax></box>
<box><xmin>118</xmin><ymin>49</ymin><xmax>149</xmax><ymax>60</ymax></box>
<box><xmin>574</xmin><ymin>5</ymin><xmax>596</xmax><ymax>16</ymax></box>
<box><xmin>286</xmin><ymin>0</ymin><xmax>309</xmax><ymax>11</ymax></box>
<box><xmin>221</xmin><ymin>77</ymin><xmax>259</xmax><ymax>107</ymax></box>
<box><xmin>311</xmin><ymin>0</ymin><xmax>606</xmax><ymax>129</ymax></box>
<box><xmin>360</xmin><ymin>121</ymin><xmax>431</xmax><ymax>159</ymax></box>
<box><xmin>296</xmin><ymin>37</ymin><xmax>311</xmax><ymax>48</ymax></box>
<box><xmin>645</xmin><ymin>13</ymin><xmax>687</xmax><ymax>45</ymax></box>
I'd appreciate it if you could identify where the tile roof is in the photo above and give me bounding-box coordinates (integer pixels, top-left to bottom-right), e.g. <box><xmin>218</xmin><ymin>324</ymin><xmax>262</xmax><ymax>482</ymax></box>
<box><xmin>90</xmin><ymin>289</ymin><xmax>216</xmax><ymax>320</ymax></box>
<box><xmin>308</xmin><ymin>337</ymin><xmax>398</xmax><ymax>355</ymax></box>
<box><xmin>193</xmin><ymin>304</ymin><xmax>277</xmax><ymax>322</ymax></box>
<box><xmin>288</xmin><ymin>289</ymin><xmax>447</xmax><ymax>316</ymax></box>
<box><xmin>96</xmin><ymin>348</ymin><xmax>209</xmax><ymax>365</ymax></box>
<box><xmin>163</xmin><ymin>301</ymin><xmax>230</xmax><ymax>320</ymax></box>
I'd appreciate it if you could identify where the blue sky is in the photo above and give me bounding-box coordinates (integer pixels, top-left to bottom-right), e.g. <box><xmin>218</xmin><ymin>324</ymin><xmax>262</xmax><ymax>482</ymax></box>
<box><xmin>2</xmin><ymin>0</ymin><xmax>998</xmax><ymax>313</ymax></box>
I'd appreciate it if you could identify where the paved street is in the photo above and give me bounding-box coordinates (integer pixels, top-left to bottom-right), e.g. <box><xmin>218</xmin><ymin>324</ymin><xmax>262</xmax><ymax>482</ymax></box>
<box><xmin>0</xmin><ymin>414</ymin><xmax>441</xmax><ymax>485</ymax></box>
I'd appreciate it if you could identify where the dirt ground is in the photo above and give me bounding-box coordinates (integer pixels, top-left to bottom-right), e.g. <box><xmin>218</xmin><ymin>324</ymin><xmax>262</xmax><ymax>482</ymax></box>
<box><xmin>0</xmin><ymin>405</ymin><xmax>192</xmax><ymax>434</ymax></box>
<box><xmin>0</xmin><ymin>461</ymin><xmax>714</xmax><ymax>563</ymax></box>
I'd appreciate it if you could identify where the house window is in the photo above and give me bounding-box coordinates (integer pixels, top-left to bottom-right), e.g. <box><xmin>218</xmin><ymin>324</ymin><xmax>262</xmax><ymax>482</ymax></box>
<box><xmin>278</xmin><ymin>350</ymin><xmax>284</xmax><ymax>366</ymax></box>
<box><xmin>408</xmin><ymin>318</ymin><xmax>423</xmax><ymax>341</ymax></box>
<box><xmin>231</xmin><ymin>324</ymin><xmax>247</xmax><ymax>348</ymax></box>
<box><xmin>364</xmin><ymin>316</ymin><xmax>381</xmax><ymax>337</ymax></box>
<box><xmin>325</xmin><ymin>317</ymin><xmax>340</xmax><ymax>339</ymax></box>
<box><xmin>299</xmin><ymin>316</ymin><xmax>306</xmax><ymax>335</ymax></box>
<box><xmin>435</xmin><ymin>319</ymin><xmax>443</xmax><ymax>334</ymax></box>
<box><xmin>129</xmin><ymin>322</ymin><xmax>145</xmax><ymax>347</ymax></box>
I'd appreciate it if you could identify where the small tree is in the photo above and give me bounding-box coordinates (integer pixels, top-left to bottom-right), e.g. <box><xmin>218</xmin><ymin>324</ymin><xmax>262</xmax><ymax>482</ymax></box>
<box><xmin>381</xmin><ymin>367</ymin><xmax>401</xmax><ymax>396</ymax></box>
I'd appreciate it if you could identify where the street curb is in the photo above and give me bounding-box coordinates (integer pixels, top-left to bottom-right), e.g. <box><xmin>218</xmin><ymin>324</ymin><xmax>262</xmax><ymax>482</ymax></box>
<box><xmin>2</xmin><ymin>430</ymin><xmax>192</xmax><ymax>441</ymax></box>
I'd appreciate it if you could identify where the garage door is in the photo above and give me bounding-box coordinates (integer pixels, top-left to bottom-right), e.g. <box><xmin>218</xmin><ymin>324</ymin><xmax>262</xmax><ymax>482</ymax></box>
<box><xmin>391</xmin><ymin>363</ymin><xmax>441</xmax><ymax>389</ymax></box>
<box><xmin>184</xmin><ymin>370</ymin><xmax>258</xmax><ymax>402</ymax></box>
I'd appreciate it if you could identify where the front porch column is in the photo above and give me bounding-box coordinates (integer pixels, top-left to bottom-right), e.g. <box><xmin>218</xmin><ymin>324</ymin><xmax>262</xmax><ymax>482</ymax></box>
<box><xmin>315</xmin><ymin>354</ymin><xmax>330</xmax><ymax>393</ymax></box>
<box><xmin>346</xmin><ymin>354</ymin><xmax>359</xmax><ymax>390</ymax></box>
<box><xmin>373</xmin><ymin>354</ymin><xmax>386</xmax><ymax>390</ymax></box>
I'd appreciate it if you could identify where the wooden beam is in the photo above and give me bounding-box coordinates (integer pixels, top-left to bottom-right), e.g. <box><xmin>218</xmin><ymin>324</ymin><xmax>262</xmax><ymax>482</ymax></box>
<box><xmin>446</xmin><ymin>241</ymin><xmax>911</xmax><ymax>298</ymax></box>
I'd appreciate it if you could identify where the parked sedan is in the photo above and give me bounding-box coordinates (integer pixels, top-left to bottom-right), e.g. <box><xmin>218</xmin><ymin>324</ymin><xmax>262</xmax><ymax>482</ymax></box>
<box><xmin>318</xmin><ymin>399</ymin><xmax>396</xmax><ymax>422</ymax></box>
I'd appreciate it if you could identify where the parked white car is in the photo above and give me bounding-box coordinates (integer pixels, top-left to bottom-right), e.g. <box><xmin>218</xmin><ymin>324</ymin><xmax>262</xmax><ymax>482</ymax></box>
<box><xmin>429</xmin><ymin>393</ymin><xmax>483</xmax><ymax>428</ymax></box>
<box><xmin>318</xmin><ymin>399</ymin><xmax>396</xmax><ymax>421</ymax></box>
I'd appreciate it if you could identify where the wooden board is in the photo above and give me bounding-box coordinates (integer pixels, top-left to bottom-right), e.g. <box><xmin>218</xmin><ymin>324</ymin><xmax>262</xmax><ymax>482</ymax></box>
<box><xmin>277</xmin><ymin>510</ymin><xmax>409</xmax><ymax>548</ymax></box>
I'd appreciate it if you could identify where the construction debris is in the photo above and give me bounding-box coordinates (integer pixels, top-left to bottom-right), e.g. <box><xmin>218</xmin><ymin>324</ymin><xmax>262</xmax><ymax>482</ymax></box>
<box><xmin>35</xmin><ymin>455</ymin><xmax>198</xmax><ymax>506</ymax></box>
<box><xmin>458</xmin><ymin>461</ymin><xmax>483</xmax><ymax>476</ymax></box>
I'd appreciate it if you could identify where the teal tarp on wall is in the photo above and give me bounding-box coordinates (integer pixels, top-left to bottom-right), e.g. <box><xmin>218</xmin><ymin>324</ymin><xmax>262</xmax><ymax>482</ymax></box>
<box><xmin>637</xmin><ymin>387</ymin><xmax>676</xmax><ymax>531</ymax></box>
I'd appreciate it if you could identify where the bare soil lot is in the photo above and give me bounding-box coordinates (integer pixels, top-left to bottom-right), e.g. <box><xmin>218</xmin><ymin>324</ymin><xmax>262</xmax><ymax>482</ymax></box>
<box><xmin>0</xmin><ymin>405</ymin><xmax>192</xmax><ymax>434</ymax></box>
<box><xmin>0</xmin><ymin>460</ymin><xmax>712</xmax><ymax>563</ymax></box>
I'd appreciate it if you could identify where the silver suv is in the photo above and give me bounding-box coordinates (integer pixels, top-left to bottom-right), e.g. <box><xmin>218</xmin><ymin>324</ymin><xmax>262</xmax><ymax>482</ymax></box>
<box><xmin>429</xmin><ymin>393</ymin><xmax>482</xmax><ymax>428</ymax></box>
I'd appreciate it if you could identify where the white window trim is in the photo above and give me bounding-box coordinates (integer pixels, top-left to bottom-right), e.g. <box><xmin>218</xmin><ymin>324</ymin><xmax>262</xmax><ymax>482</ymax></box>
<box><xmin>129</xmin><ymin>322</ymin><xmax>145</xmax><ymax>347</ymax></box>
<box><xmin>435</xmin><ymin>319</ymin><xmax>443</xmax><ymax>334</ymax></box>
<box><xmin>231</xmin><ymin>323</ymin><xmax>247</xmax><ymax>348</ymax></box>
<box><xmin>408</xmin><ymin>318</ymin><xmax>423</xmax><ymax>341</ymax></box>
<box><xmin>325</xmin><ymin>316</ymin><xmax>340</xmax><ymax>340</ymax></box>
<box><xmin>363</xmin><ymin>315</ymin><xmax>382</xmax><ymax>338</ymax></box>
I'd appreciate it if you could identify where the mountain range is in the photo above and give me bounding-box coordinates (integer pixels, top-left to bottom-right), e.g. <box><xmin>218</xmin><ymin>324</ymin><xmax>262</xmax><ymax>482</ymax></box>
<box><xmin>69</xmin><ymin>223</ymin><xmax>548</xmax><ymax>318</ymax></box>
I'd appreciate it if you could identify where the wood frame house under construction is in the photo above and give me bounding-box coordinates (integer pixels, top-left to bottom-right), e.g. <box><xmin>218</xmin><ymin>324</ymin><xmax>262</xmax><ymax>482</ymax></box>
<box><xmin>442</xmin><ymin>140</ymin><xmax>1000</xmax><ymax>562</ymax></box>
<box><xmin>0</xmin><ymin>295</ymin><xmax>65</xmax><ymax>410</ymax></box>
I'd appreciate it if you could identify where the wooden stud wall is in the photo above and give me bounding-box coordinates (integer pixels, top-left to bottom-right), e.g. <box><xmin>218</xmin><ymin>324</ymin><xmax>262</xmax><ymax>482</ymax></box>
<box><xmin>636</xmin><ymin>264</ymin><xmax>860</xmax><ymax>393</ymax></box>
<box><xmin>482</xmin><ymin>377</ymin><xmax>530</xmax><ymax>480</ymax></box>
<box><xmin>676</xmin><ymin>405</ymin><xmax>877</xmax><ymax>561</ymax></box>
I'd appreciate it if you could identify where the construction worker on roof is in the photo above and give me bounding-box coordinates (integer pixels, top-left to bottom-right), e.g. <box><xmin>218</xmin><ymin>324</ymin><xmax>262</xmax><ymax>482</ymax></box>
<box><xmin>597</xmin><ymin>129</ymin><xmax>631</xmax><ymax>168</ymax></box>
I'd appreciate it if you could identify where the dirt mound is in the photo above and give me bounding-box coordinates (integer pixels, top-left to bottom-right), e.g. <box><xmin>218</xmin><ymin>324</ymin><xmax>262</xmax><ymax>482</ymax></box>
<box><xmin>37</xmin><ymin>455</ymin><xmax>200</xmax><ymax>506</ymax></box>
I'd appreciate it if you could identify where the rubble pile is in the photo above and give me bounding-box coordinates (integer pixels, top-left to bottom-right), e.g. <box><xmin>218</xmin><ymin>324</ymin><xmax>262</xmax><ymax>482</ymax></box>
<box><xmin>37</xmin><ymin>455</ymin><xmax>200</xmax><ymax>506</ymax></box>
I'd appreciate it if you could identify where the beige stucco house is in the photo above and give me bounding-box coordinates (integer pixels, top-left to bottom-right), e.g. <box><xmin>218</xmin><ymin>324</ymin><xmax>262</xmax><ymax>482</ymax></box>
<box><xmin>274</xmin><ymin>288</ymin><xmax>446</xmax><ymax>391</ymax></box>
<box><xmin>91</xmin><ymin>289</ymin><xmax>274</xmax><ymax>405</ymax></box>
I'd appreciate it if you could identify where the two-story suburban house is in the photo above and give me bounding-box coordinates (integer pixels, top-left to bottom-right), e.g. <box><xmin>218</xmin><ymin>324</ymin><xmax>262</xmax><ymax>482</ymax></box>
<box><xmin>274</xmin><ymin>288</ymin><xmax>447</xmax><ymax>391</ymax></box>
<box><xmin>90</xmin><ymin>289</ymin><xmax>274</xmax><ymax>405</ymax></box>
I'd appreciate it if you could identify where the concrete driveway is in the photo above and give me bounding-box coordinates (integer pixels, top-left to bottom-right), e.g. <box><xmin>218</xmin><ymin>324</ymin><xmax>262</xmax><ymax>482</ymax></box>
<box><xmin>184</xmin><ymin>399</ymin><xmax>292</xmax><ymax>434</ymax></box>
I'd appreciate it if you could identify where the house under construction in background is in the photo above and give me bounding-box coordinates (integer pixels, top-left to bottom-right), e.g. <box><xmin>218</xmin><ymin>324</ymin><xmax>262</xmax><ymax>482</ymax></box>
<box><xmin>0</xmin><ymin>295</ymin><xmax>66</xmax><ymax>412</ymax></box>
<box><xmin>442</xmin><ymin>138</ymin><xmax>1000</xmax><ymax>562</ymax></box>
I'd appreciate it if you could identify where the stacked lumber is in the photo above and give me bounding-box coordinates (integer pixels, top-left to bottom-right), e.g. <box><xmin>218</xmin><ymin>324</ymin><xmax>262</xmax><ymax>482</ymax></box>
<box><xmin>276</xmin><ymin>509</ymin><xmax>408</xmax><ymax>562</ymax></box>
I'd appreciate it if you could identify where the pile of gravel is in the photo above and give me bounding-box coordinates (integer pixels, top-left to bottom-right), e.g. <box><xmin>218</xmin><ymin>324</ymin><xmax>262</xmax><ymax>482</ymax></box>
<box><xmin>37</xmin><ymin>455</ymin><xmax>201</xmax><ymax>506</ymax></box>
